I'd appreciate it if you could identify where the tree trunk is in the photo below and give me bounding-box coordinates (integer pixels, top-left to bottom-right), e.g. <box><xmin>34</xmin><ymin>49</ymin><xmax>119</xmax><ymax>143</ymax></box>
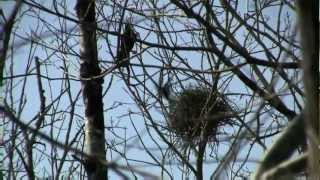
<box><xmin>75</xmin><ymin>0</ymin><xmax>107</xmax><ymax>179</ymax></box>
<box><xmin>297</xmin><ymin>1</ymin><xmax>319</xmax><ymax>179</ymax></box>
<box><xmin>196</xmin><ymin>140</ymin><xmax>207</xmax><ymax>180</ymax></box>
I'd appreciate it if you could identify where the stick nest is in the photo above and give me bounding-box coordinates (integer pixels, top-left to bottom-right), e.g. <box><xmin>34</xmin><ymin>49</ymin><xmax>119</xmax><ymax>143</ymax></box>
<box><xmin>168</xmin><ymin>86</ymin><xmax>233</xmax><ymax>144</ymax></box>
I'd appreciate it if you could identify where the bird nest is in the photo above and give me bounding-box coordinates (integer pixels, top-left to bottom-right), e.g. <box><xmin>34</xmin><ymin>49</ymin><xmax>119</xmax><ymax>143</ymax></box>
<box><xmin>168</xmin><ymin>86</ymin><xmax>233</xmax><ymax>145</ymax></box>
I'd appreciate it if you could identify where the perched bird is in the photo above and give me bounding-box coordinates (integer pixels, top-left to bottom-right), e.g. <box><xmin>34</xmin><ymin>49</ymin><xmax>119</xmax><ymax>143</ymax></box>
<box><xmin>116</xmin><ymin>23</ymin><xmax>137</xmax><ymax>73</ymax></box>
<box><xmin>158</xmin><ymin>81</ymin><xmax>171</xmax><ymax>101</ymax></box>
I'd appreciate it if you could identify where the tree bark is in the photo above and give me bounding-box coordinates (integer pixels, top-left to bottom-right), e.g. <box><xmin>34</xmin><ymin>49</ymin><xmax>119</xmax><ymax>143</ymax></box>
<box><xmin>196</xmin><ymin>140</ymin><xmax>207</xmax><ymax>180</ymax></box>
<box><xmin>297</xmin><ymin>0</ymin><xmax>319</xmax><ymax>179</ymax></box>
<box><xmin>75</xmin><ymin>0</ymin><xmax>107</xmax><ymax>179</ymax></box>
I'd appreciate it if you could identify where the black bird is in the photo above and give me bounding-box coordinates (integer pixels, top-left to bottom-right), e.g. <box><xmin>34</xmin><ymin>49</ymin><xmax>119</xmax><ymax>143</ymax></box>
<box><xmin>116</xmin><ymin>24</ymin><xmax>137</xmax><ymax>73</ymax></box>
<box><xmin>158</xmin><ymin>81</ymin><xmax>171</xmax><ymax>101</ymax></box>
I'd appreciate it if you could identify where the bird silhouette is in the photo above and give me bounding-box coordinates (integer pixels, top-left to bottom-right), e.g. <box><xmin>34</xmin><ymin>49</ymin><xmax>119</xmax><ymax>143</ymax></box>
<box><xmin>116</xmin><ymin>24</ymin><xmax>137</xmax><ymax>76</ymax></box>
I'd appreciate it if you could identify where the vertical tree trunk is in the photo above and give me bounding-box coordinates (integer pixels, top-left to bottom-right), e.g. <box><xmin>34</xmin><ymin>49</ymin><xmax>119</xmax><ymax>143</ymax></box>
<box><xmin>297</xmin><ymin>1</ymin><xmax>319</xmax><ymax>179</ymax></box>
<box><xmin>75</xmin><ymin>1</ymin><xmax>107</xmax><ymax>179</ymax></box>
<box><xmin>196</xmin><ymin>140</ymin><xmax>207</xmax><ymax>180</ymax></box>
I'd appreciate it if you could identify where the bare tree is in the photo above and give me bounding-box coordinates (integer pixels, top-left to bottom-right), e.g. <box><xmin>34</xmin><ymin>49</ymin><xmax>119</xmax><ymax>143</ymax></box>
<box><xmin>0</xmin><ymin>0</ymin><xmax>317</xmax><ymax>179</ymax></box>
